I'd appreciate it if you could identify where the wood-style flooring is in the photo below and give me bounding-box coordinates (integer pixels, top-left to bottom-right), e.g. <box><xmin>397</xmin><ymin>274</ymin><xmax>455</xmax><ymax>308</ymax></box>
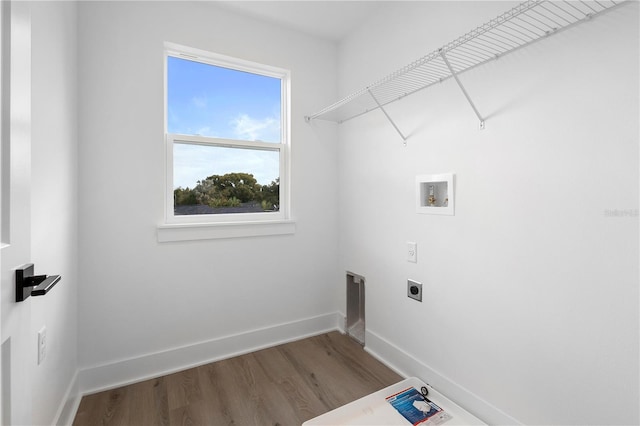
<box><xmin>73</xmin><ymin>331</ymin><xmax>403</xmax><ymax>425</ymax></box>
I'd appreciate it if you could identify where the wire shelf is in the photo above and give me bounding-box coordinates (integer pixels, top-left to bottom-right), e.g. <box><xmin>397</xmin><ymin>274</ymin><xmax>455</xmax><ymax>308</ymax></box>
<box><xmin>305</xmin><ymin>0</ymin><xmax>626</xmax><ymax>128</ymax></box>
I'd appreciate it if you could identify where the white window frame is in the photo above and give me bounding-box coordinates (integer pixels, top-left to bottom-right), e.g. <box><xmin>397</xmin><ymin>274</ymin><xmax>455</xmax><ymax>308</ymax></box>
<box><xmin>158</xmin><ymin>43</ymin><xmax>294</xmax><ymax>242</ymax></box>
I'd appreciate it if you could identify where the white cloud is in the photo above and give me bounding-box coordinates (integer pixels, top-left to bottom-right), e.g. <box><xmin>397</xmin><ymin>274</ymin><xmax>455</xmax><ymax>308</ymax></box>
<box><xmin>191</xmin><ymin>96</ymin><xmax>207</xmax><ymax>109</ymax></box>
<box><xmin>231</xmin><ymin>114</ymin><xmax>280</xmax><ymax>142</ymax></box>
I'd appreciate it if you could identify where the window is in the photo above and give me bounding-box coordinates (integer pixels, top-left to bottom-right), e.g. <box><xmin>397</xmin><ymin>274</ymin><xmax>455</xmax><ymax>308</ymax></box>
<box><xmin>161</xmin><ymin>44</ymin><xmax>293</xmax><ymax>240</ymax></box>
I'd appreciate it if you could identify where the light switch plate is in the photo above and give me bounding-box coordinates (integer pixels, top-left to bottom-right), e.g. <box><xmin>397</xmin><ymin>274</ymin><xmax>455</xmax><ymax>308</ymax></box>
<box><xmin>407</xmin><ymin>242</ymin><xmax>417</xmax><ymax>263</ymax></box>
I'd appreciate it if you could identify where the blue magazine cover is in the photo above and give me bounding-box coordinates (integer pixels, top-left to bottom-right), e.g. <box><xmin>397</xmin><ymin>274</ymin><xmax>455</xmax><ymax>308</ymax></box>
<box><xmin>385</xmin><ymin>387</ymin><xmax>452</xmax><ymax>425</ymax></box>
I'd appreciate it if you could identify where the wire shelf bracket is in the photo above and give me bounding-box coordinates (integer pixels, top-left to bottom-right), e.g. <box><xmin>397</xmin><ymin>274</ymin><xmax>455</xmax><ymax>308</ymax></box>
<box><xmin>304</xmin><ymin>0</ymin><xmax>628</xmax><ymax>142</ymax></box>
<box><xmin>368</xmin><ymin>89</ymin><xmax>408</xmax><ymax>144</ymax></box>
<box><xmin>440</xmin><ymin>49</ymin><xmax>485</xmax><ymax>130</ymax></box>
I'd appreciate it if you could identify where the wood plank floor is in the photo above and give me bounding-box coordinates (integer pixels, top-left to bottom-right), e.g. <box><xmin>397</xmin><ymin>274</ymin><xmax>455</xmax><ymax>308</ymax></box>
<box><xmin>73</xmin><ymin>331</ymin><xmax>403</xmax><ymax>425</ymax></box>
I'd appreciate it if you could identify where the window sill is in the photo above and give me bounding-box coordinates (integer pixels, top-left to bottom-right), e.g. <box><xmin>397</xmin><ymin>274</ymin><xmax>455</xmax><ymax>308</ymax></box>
<box><xmin>157</xmin><ymin>220</ymin><xmax>296</xmax><ymax>242</ymax></box>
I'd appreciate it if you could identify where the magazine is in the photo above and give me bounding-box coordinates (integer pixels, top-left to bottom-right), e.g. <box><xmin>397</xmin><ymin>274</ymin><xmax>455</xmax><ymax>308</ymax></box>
<box><xmin>385</xmin><ymin>387</ymin><xmax>452</xmax><ymax>426</ymax></box>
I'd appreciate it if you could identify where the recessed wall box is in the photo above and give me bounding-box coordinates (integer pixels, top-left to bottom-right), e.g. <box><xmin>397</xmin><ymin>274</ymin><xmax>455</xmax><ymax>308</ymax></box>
<box><xmin>346</xmin><ymin>272</ymin><xmax>365</xmax><ymax>345</ymax></box>
<box><xmin>416</xmin><ymin>173</ymin><xmax>454</xmax><ymax>215</ymax></box>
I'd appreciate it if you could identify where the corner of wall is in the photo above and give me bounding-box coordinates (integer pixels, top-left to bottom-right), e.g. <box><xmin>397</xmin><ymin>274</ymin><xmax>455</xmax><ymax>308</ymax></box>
<box><xmin>364</xmin><ymin>329</ymin><xmax>522</xmax><ymax>425</ymax></box>
<box><xmin>53</xmin><ymin>371</ymin><xmax>81</xmax><ymax>426</ymax></box>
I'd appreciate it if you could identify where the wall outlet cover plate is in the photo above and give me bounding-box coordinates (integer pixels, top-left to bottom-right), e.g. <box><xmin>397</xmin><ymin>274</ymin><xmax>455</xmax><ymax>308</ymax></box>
<box><xmin>407</xmin><ymin>280</ymin><xmax>422</xmax><ymax>302</ymax></box>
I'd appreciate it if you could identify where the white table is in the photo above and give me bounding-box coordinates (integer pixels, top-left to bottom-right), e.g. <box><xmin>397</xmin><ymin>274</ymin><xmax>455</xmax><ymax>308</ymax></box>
<box><xmin>303</xmin><ymin>377</ymin><xmax>486</xmax><ymax>425</ymax></box>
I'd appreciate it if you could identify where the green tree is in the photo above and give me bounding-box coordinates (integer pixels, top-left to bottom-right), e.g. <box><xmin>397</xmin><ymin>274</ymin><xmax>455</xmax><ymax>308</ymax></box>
<box><xmin>257</xmin><ymin>178</ymin><xmax>279</xmax><ymax>210</ymax></box>
<box><xmin>205</xmin><ymin>172</ymin><xmax>259</xmax><ymax>203</ymax></box>
<box><xmin>174</xmin><ymin>173</ymin><xmax>278</xmax><ymax>210</ymax></box>
<box><xmin>174</xmin><ymin>187</ymin><xmax>197</xmax><ymax>206</ymax></box>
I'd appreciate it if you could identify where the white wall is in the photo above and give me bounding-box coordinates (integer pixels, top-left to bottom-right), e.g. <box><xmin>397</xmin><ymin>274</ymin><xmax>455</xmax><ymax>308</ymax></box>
<box><xmin>337</xmin><ymin>2</ymin><xmax>638</xmax><ymax>425</ymax></box>
<box><xmin>30</xmin><ymin>1</ymin><xmax>78</xmax><ymax>424</ymax></box>
<box><xmin>77</xmin><ymin>1</ymin><xmax>340</xmax><ymax>388</ymax></box>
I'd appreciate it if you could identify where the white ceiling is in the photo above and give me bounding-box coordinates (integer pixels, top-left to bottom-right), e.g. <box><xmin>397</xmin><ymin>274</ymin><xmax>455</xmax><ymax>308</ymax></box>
<box><xmin>215</xmin><ymin>1</ymin><xmax>383</xmax><ymax>42</ymax></box>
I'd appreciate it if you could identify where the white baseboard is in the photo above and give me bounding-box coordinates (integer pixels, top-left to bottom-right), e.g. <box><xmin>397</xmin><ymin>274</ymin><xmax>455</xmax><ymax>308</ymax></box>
<box><xmin>78</xmin><ymin>312</ymin><xmax>341</xmax><ymax>396</ymax></box>
<box><xmin>364</xmin><ymin>329</ymin><xmax>522</xmax><ymax>426</ymax></box>
<box><xmin>54</xmin><ymin>370</ymin><xmax>81</xmax><ymax>426</ymax></box>
<box><xmin>70</xmin><ymin>315</ymin><xmax>516</xmax><ymax>426</ymax></box>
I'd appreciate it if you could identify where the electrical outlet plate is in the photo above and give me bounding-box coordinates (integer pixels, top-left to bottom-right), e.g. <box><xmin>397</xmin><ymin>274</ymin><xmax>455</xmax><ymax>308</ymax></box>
<box><xmin>407</xmin><ymin>280</ymin><xmax>422</xmax><ymax>302</ymax></box>
<box><xmin>407</xmin><ymin>242</ymin><xmax>417</xmax><ymax>263</ymax></box>
<box><xmin>38</xmin><ymin>326</ymin><xmax>46</xmax><ymax>365</ymax></box>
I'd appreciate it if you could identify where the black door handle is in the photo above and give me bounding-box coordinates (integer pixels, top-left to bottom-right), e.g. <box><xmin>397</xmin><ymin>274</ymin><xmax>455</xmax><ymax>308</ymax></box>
<box><xmin>16</xmin><ymin>264</ymin><xmax>61</xmax><ymax>302</ymax></box>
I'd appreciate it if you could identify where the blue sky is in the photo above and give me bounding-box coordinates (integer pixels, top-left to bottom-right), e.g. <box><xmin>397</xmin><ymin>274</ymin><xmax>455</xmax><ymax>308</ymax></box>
<box><xmin>167</xmin><ymin>56</ymin><xmax>281</xmax><ymax>189</ymax></box>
